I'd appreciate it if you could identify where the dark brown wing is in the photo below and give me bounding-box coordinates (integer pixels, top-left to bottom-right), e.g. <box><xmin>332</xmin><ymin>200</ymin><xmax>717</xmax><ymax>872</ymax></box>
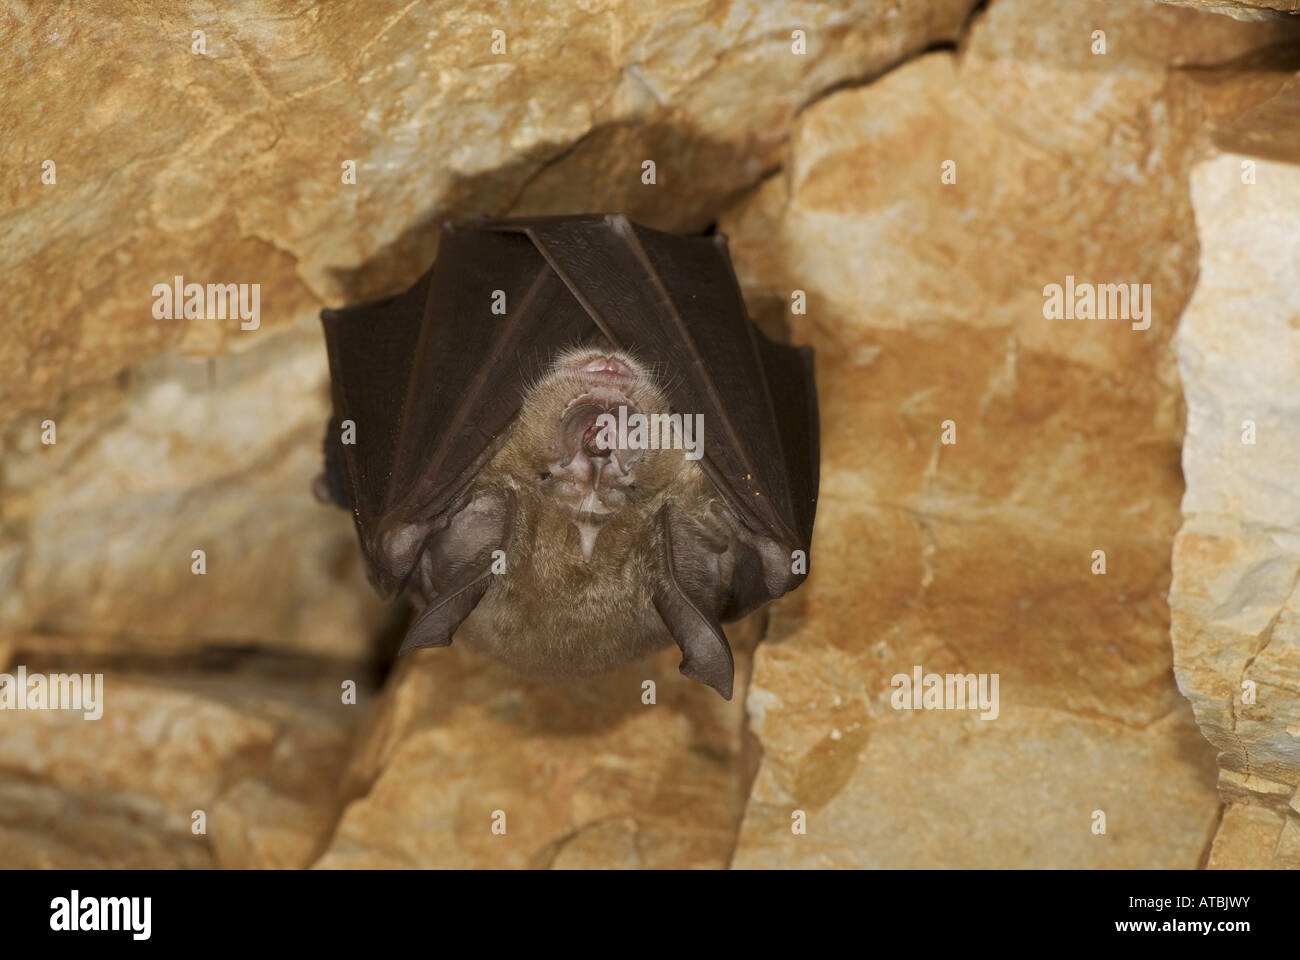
<box><xmin>320</xmin><ymin>221</ymin><xmax>595</xmax><ymax>595</ymax></box>
<box><xmin>321</xmin><ymin>213</ymin><xmax>819</xmax><ymax>629</ymax></box>
<box><xmin>484</xmin><ymin>214</ymin><xmax>819</xmax><ymax>618</ymax></box>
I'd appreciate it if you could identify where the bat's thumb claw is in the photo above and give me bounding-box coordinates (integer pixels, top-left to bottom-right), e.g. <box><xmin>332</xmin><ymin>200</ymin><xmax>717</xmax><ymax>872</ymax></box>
<box><xmin>311</xmin><ymin>473</ymin><xmax>333</xmax><ymax>505</ymax></box>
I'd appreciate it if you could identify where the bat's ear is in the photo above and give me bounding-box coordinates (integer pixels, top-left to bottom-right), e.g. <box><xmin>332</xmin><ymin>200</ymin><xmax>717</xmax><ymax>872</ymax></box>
<box><xmin>651</xmin><ymin>505</ymin><xmax>735</xmax><ymax>700</ymax></box>
<box><xmin>396</xmin><ymin>488</ymin><xmax>516</xmax><ymax>655</ymax></box>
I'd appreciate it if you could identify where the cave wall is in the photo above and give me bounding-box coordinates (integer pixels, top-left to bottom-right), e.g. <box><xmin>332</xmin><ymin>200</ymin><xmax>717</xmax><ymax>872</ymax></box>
<box><xmin>2</xmin><ymin>0</ymin><xmax>1299</xmax><ymax>867</ymax></box>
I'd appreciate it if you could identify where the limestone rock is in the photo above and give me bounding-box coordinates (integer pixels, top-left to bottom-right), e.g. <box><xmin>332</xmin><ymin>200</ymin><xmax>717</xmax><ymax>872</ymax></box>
<box><xmin>1206</xmin><ymin>803</ymin><xmax>1300</xmax><ymax>868</ymax></box>
<box><xmin>1170</xmin><ymin>153</ymin><xmax>1300</xmax><ymax>868</ymax></box>
<box><xmin>0</xmin><ymin>780</ymin><xmax>214</xmax><ymax>869</ymax></box>
<box><xmin>735</xmin><ymin>708</ymin><xmax>1218</xmax><ymax>868</ymax></box>
<box><xmin>1</xmin><ymin>0</ymin><xmax>977</xmax><ymax>429</ymax></box>
<box><xmin>5</xmin><ymin>0</ymin><xmax>1298</xmax><ymax>872</ymax></box>
<box><xmin>716</xmin><ymin>0</ymin><xmax>1295</xmax><ymax>867</ymax></box>
<box><xmin>1159</xmin><ymin>0</ymin><xmax>1300</xmax><ymax>22</ymax></box>
<box><xmin>0</xmin><ymin>0</ymin><xmax>984</xmax><ymax>662</ymax></box>
<box><xmin>0</xmin><ymin>651</ymin><xmax>359</xmax><ymax>868</ymax></box>
<box><xmin>315</xmin><ymin>617</ymin><xmax>761</xmax><ymax>869</ymax></box>
<box><xmin>0</xmin><ymin>317</ymin><xmax>384</xmax><ymax>660</ymax></box>
<box><xmin>1178</xmin><ymin>43</ymin><xmax>1300</xmax><ymax>163</ymax></box>
<box><xmin>210</xmin><ymin>778</ymin><xmax>337</xmax><ymax>869</ymax></box>
<box><xmin>0</xmin><ymin>0</ymin><xmax>994</xmax><ymax>871</ymax></box>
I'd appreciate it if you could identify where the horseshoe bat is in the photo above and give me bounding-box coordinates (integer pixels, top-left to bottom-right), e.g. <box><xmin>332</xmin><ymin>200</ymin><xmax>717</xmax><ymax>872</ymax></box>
<box><xmin>317</xmin><ymin>214</ymin><xmax>818</xmax><ymax>699</ymax></box>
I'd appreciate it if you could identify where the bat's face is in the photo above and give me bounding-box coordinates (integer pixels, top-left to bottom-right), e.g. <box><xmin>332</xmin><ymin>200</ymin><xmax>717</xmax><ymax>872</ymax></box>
<box><xmin>494</xmin><ymin>347</ymin><xmax>699</xmax><ymax>560</ymax></box>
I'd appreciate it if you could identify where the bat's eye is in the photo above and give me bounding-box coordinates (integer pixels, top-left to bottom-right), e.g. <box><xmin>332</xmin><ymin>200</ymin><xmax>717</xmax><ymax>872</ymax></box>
<box><xmin>537</xmin><ymin>471</ymin><xmax>551</xmax><ymax>481</ymax></box>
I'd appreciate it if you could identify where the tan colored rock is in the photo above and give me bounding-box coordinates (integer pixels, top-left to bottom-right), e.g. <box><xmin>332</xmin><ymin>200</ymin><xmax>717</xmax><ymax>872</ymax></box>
<box><xmin>0</xmin><ymin>0</ymin><xmax>997</xmax><ymax>870</ymax></box>
<box><xmin>1159</xmin><ymin>0</ymin><xmax>1300</xmax><ymax>22</ymax></box>
<box><xmin>0</xmin><ymin>317</ymin><xmax>384</xmax><ymax>659</ymax></box>
<box><xmin>1178</xmin><ymin>43</ymin><xmax>1300</xmax><ymax>164</ymax></box>
<box><xmin>1170</xmin><ymin>152</ymin><xmax>1300</xmax><ymax>868</ymax></box>
<box><xmin>0</xmin><ymin>780</ymin><xmax>214</xmax><ymax>869</ymax></box>
<box><xmin>735</xmin><ymin>708</ymin><xmax>1218</xmax><ymax>868</ymax></box>
<box><xmin>1205</xmin><ymin>803</ymin><xmax>1300</xmax><ymax>868</ymax></box>
<box><xmin>716</xmin><ymin>0</ymin><xmax>1295</xmax><ymax>867</ymax></box>
<box><xmin>0</xmin><ymin>652</ymin><xmax>358</xmax><ymax>868</ymax></box>
<box><xmin>0</xmin><ymin>679</ymin><xmax>272</xmax><ymax>816</ymax></box>
<box><xmin>1</xmin><ymin>0</ymin><xmax>977</xmax><ymax>428</ymax></box>
<box><xmin>0</xmin><ymin>0</ymin><xmax>986</xmax><ymax>661</ymax></box>
<box><xmin>316</xmin><ymin>617</ymin><xmax>761</xmax><ymax>869</ymax></box>
<box><xmin>1209</xmin><ymin>70</ymin><xmax>1300</xmax><ymax>162</ymax></box>
<box><xmin>210</xmin><ymin>779</ymin><xmax>337</xmax><ymax>869</ymax></box>
<box><xmin>6</xmin><ymin>0</ymin><xmax>1297</xmax><ymax>872</ymax></box>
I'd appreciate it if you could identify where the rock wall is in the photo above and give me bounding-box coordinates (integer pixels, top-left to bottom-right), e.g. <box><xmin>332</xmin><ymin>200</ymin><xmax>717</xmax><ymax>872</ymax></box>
<box><xmin>1160</xmin><ymin>1</ymin><xmax>1300</xmax><ymax>22</ymax></box>
<box><xmin>2</xmin><ymin>0</ymin><xmax>1299</xmax><ymax>868</ymax></box>
<box><xmin>0</xmin><ymin>0</ymin><xmax>977</xmax><ymax>659</ymax></box>
<box><xmin>2</xmin><ymin>0</ymin><xmax>977</xmax><ymax>422</ymax></box>
<box><xmin>1170</xmin><ymin>153</ymin><xmax>1300</xmax><ymax>868</ymax></box>
<box><xmin>718</xmin><ymin>0</ymin><xmax>1280</xmax><ymax>868</ymax></box>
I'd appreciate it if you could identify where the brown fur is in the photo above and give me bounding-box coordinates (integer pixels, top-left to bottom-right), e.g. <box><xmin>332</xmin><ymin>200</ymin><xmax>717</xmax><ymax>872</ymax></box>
<box><xmin>448</xmin><ymin>348</ymin><xmax>730</xmax><ymax>677</ymax></box>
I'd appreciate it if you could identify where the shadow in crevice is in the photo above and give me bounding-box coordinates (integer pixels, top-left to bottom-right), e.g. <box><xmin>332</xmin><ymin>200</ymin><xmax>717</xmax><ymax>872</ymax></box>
<box><xmin>326</xmin><ymin>121</ymin><xmax>777</xmax><ymax>307</ymax></box>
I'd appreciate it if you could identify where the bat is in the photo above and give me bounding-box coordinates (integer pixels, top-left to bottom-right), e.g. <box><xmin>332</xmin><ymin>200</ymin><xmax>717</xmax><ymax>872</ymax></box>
<box><xmin>316</xmin><ymin>214</ymin><xmax>818</xmax><ymax>699</ymax></box>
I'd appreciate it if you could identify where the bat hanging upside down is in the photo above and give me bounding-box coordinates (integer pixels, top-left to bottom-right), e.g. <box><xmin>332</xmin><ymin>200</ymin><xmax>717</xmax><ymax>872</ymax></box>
<box><xmin>316</xmin><ymin>214</ymin><xmax>819</xmax><ymax>698</ymax></box>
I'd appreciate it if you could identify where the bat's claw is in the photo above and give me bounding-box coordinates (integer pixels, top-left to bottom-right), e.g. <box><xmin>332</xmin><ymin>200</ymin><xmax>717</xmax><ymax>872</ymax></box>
<box><xmin>311</xmin><ymin>473</ymin><xmax>333</xmax><ymax>505</ymax></box>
